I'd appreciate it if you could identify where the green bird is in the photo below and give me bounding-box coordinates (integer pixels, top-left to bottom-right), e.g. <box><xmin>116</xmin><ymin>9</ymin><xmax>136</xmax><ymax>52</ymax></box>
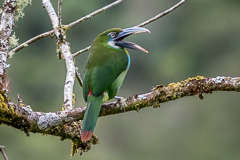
<box><xmin>81</xmin><ymin>27</ymin><xmax>150</xmax><ymax>141</ymax></box>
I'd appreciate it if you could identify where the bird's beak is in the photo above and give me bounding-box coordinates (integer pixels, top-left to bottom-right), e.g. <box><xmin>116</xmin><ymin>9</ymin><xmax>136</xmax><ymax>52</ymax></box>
<box><xmin>114</xmin><ymin>27</ymin><xmax>150</xmax><ymax>53</ymax></box>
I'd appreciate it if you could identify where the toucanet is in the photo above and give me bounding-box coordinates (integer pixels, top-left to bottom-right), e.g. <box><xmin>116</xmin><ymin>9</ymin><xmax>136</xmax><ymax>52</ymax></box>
<box><xmin>81</xmin><ymin>27</ymin><xmax>150</xmax><ymax>141</ymax></box>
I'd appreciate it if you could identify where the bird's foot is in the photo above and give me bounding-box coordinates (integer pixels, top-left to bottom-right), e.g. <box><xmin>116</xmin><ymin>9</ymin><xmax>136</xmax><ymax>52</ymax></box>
<box><xmin>114</xmin><ymin>96</ymin><xmax>127</xmax><ymax>111</ymax></box>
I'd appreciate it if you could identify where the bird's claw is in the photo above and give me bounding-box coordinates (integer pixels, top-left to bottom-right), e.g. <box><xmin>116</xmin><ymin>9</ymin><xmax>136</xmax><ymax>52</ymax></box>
<box><xmin>114</xmin><ymin>96</ymin><xmax>127</xmax><ymax>111</ymax></box>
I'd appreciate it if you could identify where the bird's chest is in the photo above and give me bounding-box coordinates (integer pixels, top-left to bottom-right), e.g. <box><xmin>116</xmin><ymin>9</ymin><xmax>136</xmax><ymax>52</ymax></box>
<box><xmin>97</xmin><ymin>49</ymin><xmax>130</xmax><ymax>71</ymax></box>
<box><xmin>113</xmin><ymin>51</ymin><xmax>130</xmax><ymax>70</ymax></box>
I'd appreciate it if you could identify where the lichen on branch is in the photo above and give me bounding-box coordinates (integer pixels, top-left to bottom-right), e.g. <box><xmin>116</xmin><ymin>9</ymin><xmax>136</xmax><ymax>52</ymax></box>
<box><xmin>0</xmin><ymin>76</ymin><xmax>240</xmax><ymax>155</ymax></box>
<box><xmin>0</xmin><ymin>0</ymin><xmax>17</xmax><ymax>84</ymax></box>
<box><xmin>15</xmin><ymin>0</ymin><xmax>32</xmax><ymax>21</ymax></box>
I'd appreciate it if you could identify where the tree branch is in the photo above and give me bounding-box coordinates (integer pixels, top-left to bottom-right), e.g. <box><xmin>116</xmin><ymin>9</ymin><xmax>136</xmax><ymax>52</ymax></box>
<box><xmin>72</xmin><ymin>45</ymin><xmax>91</xmax><ymax>57</ymax></box>
<box><xmin>8</xmin><ymin>30</ymin><xmax>54</xmax><ymax>57</ymax></box>
<box><xmin>65</xmin><ymin>0</ymin><xmax>125</xmax><ymax>29</ymax></box>
<box><xmin>75</xmin><ymin>67</ymin><xmax>83</xmax><ymax>87</ymax></box>
<box><xmin>0</xmin><ymin>145</ymin><xmax>8</xmax><ymax>160</ymax></box>
<box><xmin>58</xmin><ymin>0</ymin><xmax>62</xmax><ymax>27</ymax></box>
<box><xmin>72</xmin><ymin>0</ymin><xmax>186</xmax><ymax>56</ymax></box>
<box><xmin>0</xmin><ymin>0</ymin><xmax>17</xmax><ymax>83</ymax></box>
<box><xmin>1</xmin><ymin>76</ymin><xmax>240</xmax><ymax>153</ymax></box>
<box><xmin>137</xmin><ymin>0</ymin><xmax>186</xmax><ymax>27</ymax></box>
<box><xmin>9</xmin><ymin>0</ymin><xmax>125</xmax><ymax>55</ymax></box>
<box><xmin>42</xmin><ymin>0</ymin><xmax>75</xmax><ymax>110</ymax></box>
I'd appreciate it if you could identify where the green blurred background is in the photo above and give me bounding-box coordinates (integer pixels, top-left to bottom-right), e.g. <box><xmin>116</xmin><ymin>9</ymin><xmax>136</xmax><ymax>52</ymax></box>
<box><xmin>1</xmin><ymin>0</ymin><xmax>240</xmax><ymax>159</ymax></box>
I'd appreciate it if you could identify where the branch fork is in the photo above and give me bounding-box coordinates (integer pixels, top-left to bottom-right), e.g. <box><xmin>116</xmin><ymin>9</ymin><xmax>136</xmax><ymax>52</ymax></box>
<box><xmin>42</xmin><ymin>0</ymin><xmax>75</xmax><ymax>111</ymax></box>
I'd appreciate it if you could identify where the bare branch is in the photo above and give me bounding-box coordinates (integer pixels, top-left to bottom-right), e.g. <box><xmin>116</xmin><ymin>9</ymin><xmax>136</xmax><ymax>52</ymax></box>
<box><xmin>8</xmin><ymin>30</ymin><xmax>54</xmax><ymax>56</ymax></box>
<box><xmin>75</xmin><ymin>68</ymin><xmax>83</xmax><ymax>87</ymax></box>
<box><xmin>66</xmin><ymin>0</ymin><xmax>125</xmax><ymax>28</ymax></box>
<box><xmin>137</xmin><ymin>0</ymin><xmax>186</xmax><ymax>27</ymax></box>
<box><xmin>72</xmin><ymin>46</ymin><xmax>91</xmax><ymax>57</ymax></box>
<box><xmin>10</xmin><ymin>0</ymin><xmax>125</xmax><ymax>55</ymax></box>
<box><xmin>58</xmin><ymin>0</ymin><xmax>62</xmax><ymax>27</ymax></box>
<box><xmin>57</xmin><ymin>0</ymin><xmax>63</xmax><ymax>57</ymax></box>
<box><xmin>42</xmin><ymin>0</ymin><xmax>59</xmax><ymax>36</ymax></box>
<box><xmin>0</xmin><ymin>0</ymin><xmax>17</xmax><ymax>83</ymax></box>
<box><xmin>42</xmin><ymin>0</ymin><xmax>75</xmax><ymax>110</ymax></box>
<box><xmin>0</xmin><ymin>145</ymin><xmax>8</xmax><ymax>160</ymax></box>
<box><xmin>61</xmin><ymin>44</ymin><xmax>75</xmax><ymax>110</ymax></box>
<box><xmin>73</xmin><ymin>0</ymin><xmax>186</xmax><ymax>57</ymax></box>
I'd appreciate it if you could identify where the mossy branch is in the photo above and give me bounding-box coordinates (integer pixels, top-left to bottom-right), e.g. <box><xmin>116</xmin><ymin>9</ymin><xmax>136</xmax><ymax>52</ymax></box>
<box><xmin>0</xmin><ymin>76</ymin><xmax>240</xmax><ymax>154</ymax></box>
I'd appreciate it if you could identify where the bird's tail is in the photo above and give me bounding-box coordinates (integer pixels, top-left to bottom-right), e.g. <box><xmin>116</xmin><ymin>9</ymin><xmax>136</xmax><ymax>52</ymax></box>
<box><xmin>81</xmin><ymin>95</ymin><xmax>103</xmax><ymax>142</ymax></box>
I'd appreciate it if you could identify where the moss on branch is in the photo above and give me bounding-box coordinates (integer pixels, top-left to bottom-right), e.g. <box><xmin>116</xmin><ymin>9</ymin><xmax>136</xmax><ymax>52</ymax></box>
<box><xmin>0</xmin><ymin>76</ymin><xmax>240</xmax><ymax>155</ymax></box>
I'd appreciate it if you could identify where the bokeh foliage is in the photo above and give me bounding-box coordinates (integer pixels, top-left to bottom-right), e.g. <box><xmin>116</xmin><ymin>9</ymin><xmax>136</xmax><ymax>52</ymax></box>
<box><xmin>1</xmin><ymin>0</ymin><xmax>240</xmax><ymax>159</ymax></box>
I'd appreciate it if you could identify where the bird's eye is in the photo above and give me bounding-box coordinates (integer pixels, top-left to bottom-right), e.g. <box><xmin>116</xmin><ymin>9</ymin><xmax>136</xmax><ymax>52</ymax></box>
<box><xmin>110</xmin><ymin>32</ymin><xmax>117</xmax><ymax>38</ymax></box>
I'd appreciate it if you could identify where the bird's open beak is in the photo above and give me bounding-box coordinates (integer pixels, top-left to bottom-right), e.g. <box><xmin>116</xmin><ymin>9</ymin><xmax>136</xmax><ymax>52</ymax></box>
<box><xmin>114</xmin><ymin>27</ymin><xmax>150</xmax><ymax>53</ymax></box>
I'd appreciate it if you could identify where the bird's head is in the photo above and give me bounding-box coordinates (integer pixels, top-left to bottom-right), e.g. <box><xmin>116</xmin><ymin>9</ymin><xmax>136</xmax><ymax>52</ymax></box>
<box><xmin>93</xmin><ymin>27</ymin><xmax>150</xmax><ymax>53</ymax></box>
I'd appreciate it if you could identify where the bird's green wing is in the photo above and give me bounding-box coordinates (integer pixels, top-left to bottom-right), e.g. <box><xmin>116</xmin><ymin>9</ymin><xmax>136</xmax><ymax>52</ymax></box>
<box><xmin>83</xmin><ymin>48</ymin><xmax>128</xmax><ymax>101</ymax></box>
<box><xmin>83</xmin><ymin>67</ymin><xmax>93</xmax><ymax>102</ymax></box>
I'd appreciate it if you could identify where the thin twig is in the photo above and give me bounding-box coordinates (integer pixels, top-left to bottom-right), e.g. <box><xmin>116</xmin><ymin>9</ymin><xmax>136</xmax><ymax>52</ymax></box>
<box><xmin>137</xmin><ymin>0</ymin><xmax>186</xmax><ymax>27</ymax></box>
<box><xmin>8</xmin><ymin>30</ymin><xmax>54</xmax><ymax>56</ymax></box>
<box><xmin>72</xmin><ymin>46</ymin><xmax>91</xmax><ymax>57</ymax></box>
<box><xmin>75</xmin><ymin>68</ymin><xmax>83</xmax><ymax>87</ymax></box>
<box><xmin>72</xmin><ymin>0</ymin><xmax>186</xmax><ymax>57</ymax></box>
<box><xmin>9</xmin><ymin>0</ymin><xmax>125</xmax><ymax>55</ymax></box>
<box><xmin>0</xmin><ymin>145</ymin><xmax>8</xmax><ymax>160</ymax></box>
<box><xmin>66</xmin><ymin>0</ymin><xmax>125</xmax><ymax>28</ymax></box>
<box><xmin>57</xmin><ymin>0</ymin><xmax>63</xmax><ymax>59</ymax></box>
<box><xmin>58</xmin><ymin>0</ymin><xmax>62</xmax><ymax>27</ymax></box>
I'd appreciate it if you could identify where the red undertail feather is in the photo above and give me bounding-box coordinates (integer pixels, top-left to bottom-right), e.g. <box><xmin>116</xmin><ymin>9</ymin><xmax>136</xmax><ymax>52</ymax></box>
<box><xmin>81</xmin><ymin>130</ymin><xmax>93</xmax><ymax>142</ymax></box>
<box><xmin>88</xmin><ymin>87</ymin><xmax>92</xmax><ymax>97</ymax></box>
